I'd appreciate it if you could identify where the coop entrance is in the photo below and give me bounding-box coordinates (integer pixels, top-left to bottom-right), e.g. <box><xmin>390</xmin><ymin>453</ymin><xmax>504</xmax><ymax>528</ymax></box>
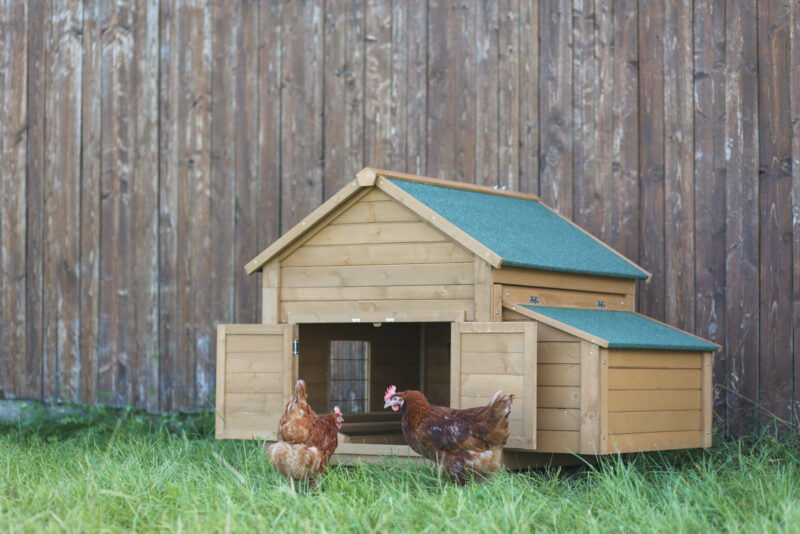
<box><xmin>297</xmin><ymin>322</ymin><xmax>451</xmax><ymax>445</ymax></box>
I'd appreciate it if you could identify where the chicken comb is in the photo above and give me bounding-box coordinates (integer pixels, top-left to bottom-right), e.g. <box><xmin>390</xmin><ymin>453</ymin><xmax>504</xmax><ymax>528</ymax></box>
<box><xmin>384</xmin><ymin>385</ymin><xmax>397</xmax><ymax>402</ymax></box>
<box><xmin>333</xmin><ymin>406</ymin><xmax>342</xmax><ymax>415</ymax></box>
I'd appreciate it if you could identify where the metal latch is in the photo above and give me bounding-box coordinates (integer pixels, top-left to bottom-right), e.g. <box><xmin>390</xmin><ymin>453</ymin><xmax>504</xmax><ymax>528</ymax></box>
<box><xmin>597</xmin><ymin>301</ymin><xmax>607</xmax><ymax>309</ymax></box>
<box><xmin>529</xmin><ymin>296</ymin><xmax>540</xmax><ymax>305</ymax></box>
<box><xmin>292</xmin><ymin>339</ymin><xmax>299</xmax><ymax>356</ymax></box>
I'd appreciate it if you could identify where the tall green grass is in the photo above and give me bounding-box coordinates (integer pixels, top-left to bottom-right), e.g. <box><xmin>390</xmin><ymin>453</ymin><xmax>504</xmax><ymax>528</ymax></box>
<box><xmin>1</xmin><ymin>405</ymin><xmax>798</xmax><ymax>533</ymax></box>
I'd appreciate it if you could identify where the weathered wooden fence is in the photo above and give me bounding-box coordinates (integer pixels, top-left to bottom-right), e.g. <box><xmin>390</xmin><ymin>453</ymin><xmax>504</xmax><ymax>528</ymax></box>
<box><xmin>1</xmin><ymin>0</ymin><xmax>798</xmax><ymax>434</ymax></box>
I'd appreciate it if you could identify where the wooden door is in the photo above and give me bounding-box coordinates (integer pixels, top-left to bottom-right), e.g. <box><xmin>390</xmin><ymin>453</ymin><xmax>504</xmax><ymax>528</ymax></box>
<box><xmin>216</xmin><ymin>323</ymin><xmax>297</xmax><ymax>439</ymax></box>
<box><xmin>451</xmin><ymin>322</ymin><xmax>537</xmax><ymax>449</ymax></box>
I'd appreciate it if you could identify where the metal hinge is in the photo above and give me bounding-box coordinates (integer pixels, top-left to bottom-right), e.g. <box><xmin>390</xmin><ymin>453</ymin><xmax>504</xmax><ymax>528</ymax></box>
<box><xmin>292</xmin><ymin>339</ymin><xmax>299</xmax><ymax>356</ymax></box>
<box><xmin>529</xmin><ymin>296</ymin><xmax>540</xmax><ymax>305</ymax></box>
<box><xmin>596</xmin><ymin>300</ymin><xmax>607</xmax><ymax>309</ymax></box>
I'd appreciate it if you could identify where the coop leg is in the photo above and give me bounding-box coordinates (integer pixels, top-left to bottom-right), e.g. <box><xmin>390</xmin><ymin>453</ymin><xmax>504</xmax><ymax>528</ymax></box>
<box><xmin>290</xmin><ymin>478</ymin><xmax>295</xmax><ymax>493</ymax></box>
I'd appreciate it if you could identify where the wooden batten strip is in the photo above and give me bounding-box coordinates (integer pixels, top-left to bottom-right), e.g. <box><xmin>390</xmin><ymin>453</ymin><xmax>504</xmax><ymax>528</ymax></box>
<box><xmin>502</xmin><ymin>300</ymin><xmax>610</xmax><ymax>347</ymax></box>
<box><xmin>365</xmin><ymin>167</ymin><xmax>541</xmax><ymax>201</ymax></box>
<box><xmin>579</xmin><ymin>341</ymin><xmax>601</xmax><ymax>454</ymax></box>
<box><xmin>245</xmin><ymin>179</ymin><xmax>366</xmax><ymax>274</ymax></box>
<box><xmin>376</xmin><ymin>177</ymin><xmax>504</xmax><ymax>267</ymax></box>
<box><xmin>215</xmin><ymin>325</ymin><xmax>227</xmax><ymax>438</ymax></box>
<box><xmin>702</xmin><ymin>352</ymin><xmax>712</xmax><ymax>447</ymax></box>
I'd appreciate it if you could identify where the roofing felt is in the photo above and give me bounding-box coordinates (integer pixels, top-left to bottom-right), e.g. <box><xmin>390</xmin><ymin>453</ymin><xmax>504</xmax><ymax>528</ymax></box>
<box><xmin>523</xmin><ymin>306</ymin><xmax>718</xmax><ymax>351</ymax></box>
<box><xmin>388</xmin><ymin>179</ymin><xmax>649</xmax><ymax>279</ymax></box>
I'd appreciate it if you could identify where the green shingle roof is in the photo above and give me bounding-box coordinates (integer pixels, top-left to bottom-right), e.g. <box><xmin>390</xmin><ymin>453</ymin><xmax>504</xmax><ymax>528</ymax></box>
<box><xmin>389</xmin><ymin>179</ymin><xmax>649</xmax><ymax>279</ymax></box>
<box><xmin>523</xmin><ymin>306</ymin><xmax>718</xmax><ymax>351</ymax></box>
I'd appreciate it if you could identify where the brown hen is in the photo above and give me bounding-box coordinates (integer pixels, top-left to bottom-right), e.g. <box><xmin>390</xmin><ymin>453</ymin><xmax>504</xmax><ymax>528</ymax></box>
<box><xmin>383</xmin><ymin>386</ymin><xmax>513</xmax><ymax>484</ymax></box>
<box><xmin>268</xmin><ymin>380</ymin><xmax>343</xmax><ymax>489</ymax></box>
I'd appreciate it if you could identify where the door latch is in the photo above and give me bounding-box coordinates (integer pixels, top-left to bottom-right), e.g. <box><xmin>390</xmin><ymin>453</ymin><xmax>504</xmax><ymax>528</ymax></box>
<box><xmin>292</xmin><ymin>339</ymin><xmax>299</xmax><ymax>356</ymax></box>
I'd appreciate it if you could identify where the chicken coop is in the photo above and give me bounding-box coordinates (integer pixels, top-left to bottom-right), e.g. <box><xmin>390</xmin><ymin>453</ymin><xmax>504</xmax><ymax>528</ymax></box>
<box><xmin>215</xmin><ymin>168</ymin><xmax>719</xmax><ymax>467</ymax></box>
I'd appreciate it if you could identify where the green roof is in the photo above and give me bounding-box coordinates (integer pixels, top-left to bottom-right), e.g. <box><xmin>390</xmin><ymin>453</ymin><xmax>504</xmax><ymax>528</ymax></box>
<box><xmin>389</xmin><ymin>179</ymin><xmax>649</xmax><ymax>279</ymax></box>
<box><xmin>523</xmin><ymin>306</ymin><xmax>718</xmax><ymax>351</ymax></box>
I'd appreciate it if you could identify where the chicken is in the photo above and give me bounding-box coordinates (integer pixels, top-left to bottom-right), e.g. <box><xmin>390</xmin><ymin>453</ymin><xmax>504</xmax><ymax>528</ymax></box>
<box><xmin>268</xmin><ymin>380</ymin><xmax>343</xmax><ymax>489</ymax></box>
<box><xmin>383</xmin><ymin>385</ymin><xmax>513</xmax><ymax>483</ymax></box>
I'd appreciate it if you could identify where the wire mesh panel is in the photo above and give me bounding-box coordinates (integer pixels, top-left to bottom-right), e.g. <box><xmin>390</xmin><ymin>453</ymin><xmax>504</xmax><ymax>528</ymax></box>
<box><xmin>329</xmin><ymin>340</ymin><xmax>370</xmax><ymax>413</ymax></box>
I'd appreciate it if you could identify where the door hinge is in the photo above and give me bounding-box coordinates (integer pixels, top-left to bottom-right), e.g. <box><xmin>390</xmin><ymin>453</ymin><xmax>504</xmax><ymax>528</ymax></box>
<box><xmin>292</xmin><ymin>339</ymin><xmax>299</xmax><ymax>356</ymax></box>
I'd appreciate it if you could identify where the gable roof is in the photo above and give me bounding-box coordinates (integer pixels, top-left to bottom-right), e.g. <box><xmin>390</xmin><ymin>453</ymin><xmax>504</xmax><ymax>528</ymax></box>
<box><xmin>507</xmin><ymin>304</ymin><xmax>719</xmax><ymax>351</ymax></box>
<box><xmin>245</xmin><ymin>168</ymin><xmax>650</xmax><ymax>280</ymax></box>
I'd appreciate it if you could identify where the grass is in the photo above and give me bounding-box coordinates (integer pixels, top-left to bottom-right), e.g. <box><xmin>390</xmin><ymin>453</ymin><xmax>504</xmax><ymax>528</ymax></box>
<box><xmin>1</xmin><ymin>405</ymin><xmax>799</xmax><ymax>533</ymax></box>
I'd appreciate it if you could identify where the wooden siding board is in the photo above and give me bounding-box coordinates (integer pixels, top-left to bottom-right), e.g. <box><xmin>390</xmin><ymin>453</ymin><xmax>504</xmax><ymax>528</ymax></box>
<box><xmin>725</xmin><ymin>0</ymin><xmax>759</xmax><ymax>435</ymax></box>
<box><xmin>498</xmin><ymin>0</ymin><xmax>519</xmax><ymax>190</ymax></box>
<box><xmin>474</xmin><ymin>0</ymin><xmax>499</xmax><ymax>187</ymax></box>
<box><xmin>757</xmin><ymin>0</ymin><xmax>794</xmax><ymax>427</ymax></box>
<box><xmin>405</xmin><ymin>0</ymin><xmax>427</xmax><ymax>176</ymax></box>
<box><xmin>792</xmin><ymin>0</ymin><xmax>800</xmax><ymax>427</ymax></box>
<box><xmin>518</xmin><ymin>0</ymin><xmax>538</xmax><ymax>194</ymax></box>
<box><xmin>693</xmin><ymin>0</ymin><xmax>727</xmax><ymax>425</ymax></box>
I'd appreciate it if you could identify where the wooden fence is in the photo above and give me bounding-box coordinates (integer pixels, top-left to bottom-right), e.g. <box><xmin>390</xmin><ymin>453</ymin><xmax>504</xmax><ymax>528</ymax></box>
<box><xmin>1</xmin><ymin>0</ymin><xmax>798</xmax><ymax>435</ymax></box>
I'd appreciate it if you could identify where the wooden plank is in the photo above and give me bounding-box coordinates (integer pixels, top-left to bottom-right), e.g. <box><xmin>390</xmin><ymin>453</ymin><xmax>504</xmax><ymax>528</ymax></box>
<box><xmin>524</xmin><ymin>321</ymin><xmax>537</xmax><ymax>448</ymax></box>
<box><xmin>792</xmin><ymin>0</ymin><xmax>800</xmax><ymax>430</ymax></box>
<box><xmin>502</xmin><ymin>284</ymin><xmax>631</xmax><ymax>311</ymax></box>
<box><xmin>535</xmin><ymin>431</ymin><xmax>580</xmax><ymax>452</ymax></box>
<box><xmin>663</xmin><ymin>0</ymin><xmax>695</xmax><ymax>332</ymax></box>
<box><xmin>503</xmin><ymin>301</ymin><xmax>609</xmax><ymax>346</ymax></box>
<box><xmin>450</xmin><ymin>323</ymin><xmax>461</xmax><ymax>409</ymax></box>
<box><xmin>609</xmin><ymin>368</ymin><xmax>701</xmax><ymax>390</ymax></box>
<box><xmin>474</xmin><ymin>0</ymin><xmax>499</xmax><ymax>187</ymax></box>
<box><xmin>518</xmin><ymin>0</ymin><xmax>539</xmax><ymax>194</ymax></box>
<box><xmin>724</xmin><ymin>0</ymin><xmax>759</xmax><ymax>435</ymax></box>
<box><xmin>323</xmin><ymin>0</ymin><xmax>364</xmax><ymax>198</ymax></box>
<box><xmin>459</xmin><ymin>331</ymin><xmax>524</xmax><ymax>352</ymax></box>
<box><xmin>215</xmin><ymin>326</ymin><xmax>227</xmax><ymax>438</ymax></box>
<box><xmin>608</xmin><ymin>430</ymin><xmax>702</xmax><ymax>453</ymax></box>
<box><xmin>24</xmin><ymin>0</ymin><xmax>45</xmax><ymax>400</ymax></box>
<box><xmin>227</xmin><ymin>353</ymin><xmax>285</xmax><ymax>374</ymax></box>
<box><xmin>371</xmin><ymin>168</ymin><xmax>542</xmax><ymax>202</ymax></box>
<box><xmin>226</xmin><ymin>373</ymin><xmax>283</xmax><ymax>394</ymax></box>
<box><xmin>364</xmin><ymin>0</ymin><xmax>393</xmax><ymax>169</ymax></box>
<box><xmin>474</xmin><ymin>257</ymin><xmax>493</xmax><ymax>322</ymax></box>
<box><xmin>609</xmin><ymin>410</ymin><xmax>701</xmax><ymax>434</ymax></box>
<box><xmin>462</xmin><ymin>352</ymin><xmax>525</xmax><ymax>375</ymax></box>
<box><xmin>288</xmin><ymin>311</ymin><xmax>465</xmax><ymax>324</ymax></box>
<box><xmin>405</xmin><ymin>1</ymin><xmax>427</xmax><ymax>175</ymax></box>
<box><xmin>329</xmin><ymin>200</ymin><xmax>418</xmax><ymax>225</ymax></box>
<box><xmin>608</xmin><ymin>350</ymin><xmax>702</xmax><ymax>369</ymax></box>
<box><xmin>537</xmin><ymin>323</ymin><xmax>580</xmax><ymax>343</ymax></box>
<box><xmin>226</xmin><ymin>335</ymin><xmax>284</xmax><ymax>353</ymax></box>
<box><xmin>0</xmin><ymin>0</ymin><xmax>28</xmax><ymax>399</ymax></box>
<box><xmin>281</xmin><ymin>0</ymin><xmax>323</xmax><ymax>230</ymax></box>
<box><xmin>702</xmin><ymin>352</ymin><xmax>712</xmax><ymax>446</ymax></box>
<box><xmin>493</xmin><ymin>267</ymin><xmax>636</xmax><ymax>295</ymax></box>
<box><xmin>593</xmin><ymin>0</ymin><xmax>613</xmax><ymax>247</ymax></box>
<box><xmin>498</xmin><ymin>0</ymin><xmax>519</xmax><ymax>189</ymax></box>
<box><xmin>491</xmin><ymin>283</ymin><xmax>504</xmax><ymax>321</ymax></box>
<box><xmin>281</xmin><ymin>299</ymin><xmax>474</xmax><ymax>322</ymax></box>
<box><xmin>538</xmin><ymin>386</ymin><xmax>581</xmax><ymax>409</ymax></box>
<box><xmin>539</xmin><ymin>342</ymin><xmax>580</xmax><ymax>363</ymax></box>
<box><xmin>280</xmin><ymin>263</ymin><xmax>474</xmax><ymax>288</ymax></box>
<box><xmin>609</xmin><ymin>390</ymin><xmax>701</xmax><ymax>412</ymax></box>
<box><xmin>637</xmin><ymin>0</ymin><xmax>665</xmax><ymax>321</ymax></box>
<box><xmin>757</xmin><ymin>0</ymin><xmax>794</xmax><ymax>427</ymax></box>
<box><xmin>44</xmin><ymin>0</ymin><xmax>83</xmax><ymax>401</ymax></box>
<box><xmin>261</xmin><ymin>260</ymin><xmax>279</xmax><ymax>324</ymax></box>
<box><xmin>693</xmin><ymin>0</ymin><xmax>727</xmax><ymax>425</ymax></box>
<box><xmin>282</xmin><ymin>241</ymin><xmax>473</xmax><ymax>267</ymax></box>
<box><xmin>599</xmin><ymin>348</ymin><xmax>609</xmax><ymax>453</ymax></box>
<box><xmin>611</xmin><ymin>0</ymin><xmax>639</xmax><ymax>261</ymax></box>
<box><xmin>539</xmin><ymin>0</ymin><xmax>572</xmax><ymax>216</ymax></box>
<box><xmin>539</xmin><ymin>364</ymin><xmax>581</xmax><ymax>387</ymax></box>
<box><xmin>304</xmin><ymin>221</ymin><xmax>448</xmax><ymax>246</ymax></box>
<box><xmin>539</xmin><ymin>409</ymin><xmax>580</xmax><ymax>431</ymax></box>
<box><xmin>281</xmin><ymin>284</ymin><xmax>474</xmax><ymax>302</ymax></box>
<box><xmin>460</xmin><ymin>374</ymin><xmax>524</xmax><ymax>399</ymax></box>
<box><xmin>579</xmin><ymin>342</ymin><xmax>600</xmax><ymax>453</ymax></box>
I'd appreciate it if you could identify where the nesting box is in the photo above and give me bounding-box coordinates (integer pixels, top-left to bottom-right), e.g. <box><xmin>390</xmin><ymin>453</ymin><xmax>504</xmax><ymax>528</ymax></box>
<box><xmin>215</xmin><ymin>168</ymin><xmax>718</xmax><ymax>466</ymax></box>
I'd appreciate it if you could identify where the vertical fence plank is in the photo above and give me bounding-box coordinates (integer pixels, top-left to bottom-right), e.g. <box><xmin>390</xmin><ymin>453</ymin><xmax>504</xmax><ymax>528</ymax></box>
<box><xmin>663</xmin><ymin>0</ymin><xmax>695</xmax><ymax>332</ymax></box>
<box><xmin>44</xmin><ymin>0</ymin><xmax>83</xmax><ymax>401</ymax></box>
<box><xmin>693</xmin><ymin>0</ymin><xmax>726</xmax><ymax>425</ymax></box>
<box><xmin>259</xmin><ymin>0</ymin><xmax>282</xmax><ymax>250</ymax></box>
<box><xmin>389</xmin><ymin>0</ymin><xmax>407</xmax><ymax>172</ymax></box>
<box><xmin>572</xmin><ymin>0</ymin><xmax>597</xmax><ymax>231</ymax></box>
<box><xmin>25</xmin><ymin>0</ymin><xmax>45</xmax><ymax>400</ymax></box>
<box><xmin>498</xmin><ymin>0</ymin><xmax>519</xmax><ymax>190</ymax></box>
<box><xmin>80</xmin><ymin>0</ymin><xmax>101</xmax><ymax>405</ymax></box>
<box><xmin>405</xmin><ymin>0</ymin><xmax>426</xmax><ymax>176</ymax></box>
<box><xmin>518</xmin><ymin>0</ymin><xmax>538</xmax><ymax>194</ymax></box>
<box><xmin>611</xmin><ymin>0</ymin><xmax>638</xmax><ymax>262</ymax></box>
<box><xmin>364</xmin><ymin>0</ymin><xmax>393</xmax><ymax>169</ymax></box>
<box><xmin>474</xmin><ymin>0</ymin><xmax>498</xmax><ymax>187</ymax></box>
<box><xmin>453</xmin><ymin>2</ymin><xmax>476</xmax><ymax>183</ymax></box>
<box><xmin>233</xmin><ymin>0</ymin><xmax>261</xmax><ymax>327</ymax></box>
<box><xmin>637</xmin><ymin>0</ymin><xmax>665</xmax><ymax>321</ymax></box>
<box><xmin>725</xmin><ymin>0</ymin><xmax>759</xmax><ymax>435</ymax></box>
<box><xmin>791</xmin><ymin>0</ymin><xmax>800</xmax><ymax>426</ymax></box>
<box><xmin>757</xmin><ymin>0</ymin><xmax>793</xmax><ymax>427</ymax></box>
<box><xmin>426</xmin><ymin>0</ymin><xmax>451</xmax><ymax>179</ymax></box>
<box><xmin>281</xmin><ymin>0</ymin><xmax>324</xmax><ymax>228</ymax></box>
<box><xmin>0</xmin><ymin>0</ymin><xmax>28</xmax><ymax>399</ymax></box>
<box><xmin>593</xmin><ymin>0</ymin><xmax>613</xmax><ymax>243</ymax></box>
<box><xmin>539</xmin><ymin>0</ymin><xmax>572</xmax><ymax>215</ymax></box>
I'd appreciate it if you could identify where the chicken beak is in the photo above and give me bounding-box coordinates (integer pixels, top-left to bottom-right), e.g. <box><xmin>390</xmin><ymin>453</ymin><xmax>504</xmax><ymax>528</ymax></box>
<box><xmin>383</xmin><ymin>398</ymin><xmax>402</xmax><ymax>411</ymax></box>
<box><xmin>383</xmin><ymin>400</ymin><xmax>395</xmax><ymax>409</ymax></box>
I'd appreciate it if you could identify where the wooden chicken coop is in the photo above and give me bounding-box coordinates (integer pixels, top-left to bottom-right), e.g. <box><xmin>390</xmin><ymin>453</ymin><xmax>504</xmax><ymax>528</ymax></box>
<box><xmin>215</xmin><ymin>168</ymin><xmax>719</xmax><ymax>466</ymax></box>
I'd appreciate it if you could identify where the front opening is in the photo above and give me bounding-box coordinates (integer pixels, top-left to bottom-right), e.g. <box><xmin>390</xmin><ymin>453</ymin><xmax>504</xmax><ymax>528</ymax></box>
<box><xmin>298</xmin><ymin>322</ymin><xmax>451</xmax><ymax>445</ymax></box>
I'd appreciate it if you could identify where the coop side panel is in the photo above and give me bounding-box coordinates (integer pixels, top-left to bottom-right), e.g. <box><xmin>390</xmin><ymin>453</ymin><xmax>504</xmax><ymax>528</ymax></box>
<box><xmin>606</xmin><ymin>349</ymin><xmax>704</xmax><ymax>452</ymax></box>
<box><xmin>277</xmin><ymin>189</ymin><xmax>477</xmax><ymax>322</ymax></box>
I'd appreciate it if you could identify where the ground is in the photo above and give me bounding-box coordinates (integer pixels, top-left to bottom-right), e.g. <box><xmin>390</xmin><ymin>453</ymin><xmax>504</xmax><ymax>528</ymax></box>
<box><xmin>1</xmin><ymin>405</ymin><xmax>798</xmax><ymax>533</ymax></box>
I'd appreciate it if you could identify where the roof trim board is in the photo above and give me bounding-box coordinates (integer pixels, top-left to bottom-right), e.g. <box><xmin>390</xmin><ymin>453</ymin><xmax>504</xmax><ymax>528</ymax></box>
<box><xmin>503</xmin><ymin>300</ymin><xmax>611</xmax><ymax>346</ymax></box>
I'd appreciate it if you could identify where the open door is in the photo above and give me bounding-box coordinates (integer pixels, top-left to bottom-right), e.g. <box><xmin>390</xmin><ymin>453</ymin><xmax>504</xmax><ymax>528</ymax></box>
<box><xmin>216</xmin><ymin>323</ymin><xmax>298</xmax><ymax>439</ymax></box>
<box><xmin>451</xmin><ymin>322</ymin><xmax>537</xmax><ymax>449</ymax></box>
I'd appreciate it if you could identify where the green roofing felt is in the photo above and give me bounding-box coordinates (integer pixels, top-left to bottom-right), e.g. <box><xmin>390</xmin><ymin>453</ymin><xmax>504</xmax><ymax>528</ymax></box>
<box><xmin>523</xmin><ymin>306</ymin><xmax>718</xmax><ymax>351</ymax></box>
<box><xmin>388</xmin><ymin>179</ymin><xmax>649</xmax><ymax>279</ymax></box>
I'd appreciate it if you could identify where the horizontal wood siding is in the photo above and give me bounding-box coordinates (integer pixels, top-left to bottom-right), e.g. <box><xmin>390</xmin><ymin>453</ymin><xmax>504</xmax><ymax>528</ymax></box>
<box><xmin>500</xmin><ymin>284</ymin><xmax>632</xmax><ymax>311</ymax></box>
<box><xmin>279</xmin><ymin>191</ymin><xmax>475</xmax><ymax>322</ymax></box>
<box><xmin>607</xmin><ymin>348</ymin><xmax>703</xmax><ymax>452</ymax></box>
